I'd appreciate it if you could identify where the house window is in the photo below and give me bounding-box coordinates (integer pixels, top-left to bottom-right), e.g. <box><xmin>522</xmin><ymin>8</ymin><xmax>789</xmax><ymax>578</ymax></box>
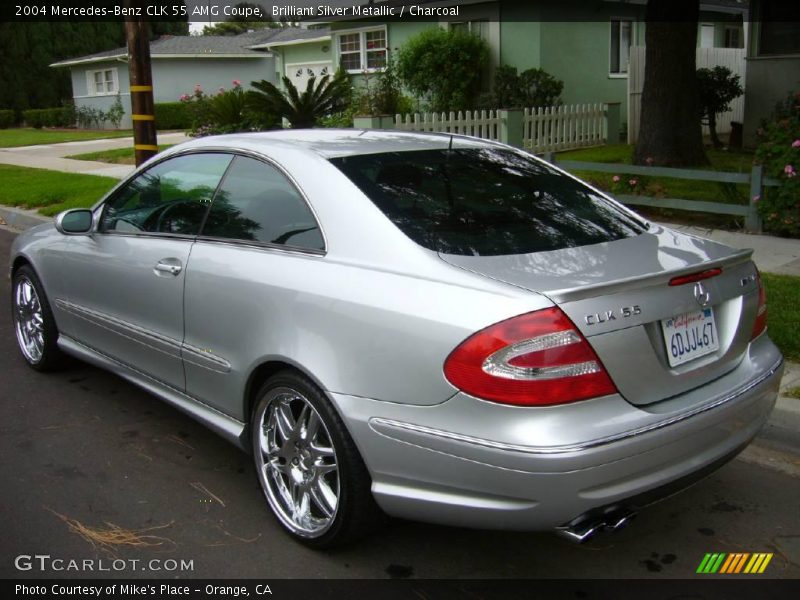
<box><xmin>757</xmin><ymin>0</ymin><xmax>800</xmax><ymax>56</ymax></box>
<box><xmin>88</xmin><ymin>68</ymin><xmax>118</xmax><ymax>95</ymax></box>
<box><xmin>724</xmin><ymin>26</ymin><xmax>741</xmax><ymax>49</ymax></box>
<box><xmin>450</xmin><ymin>20</ymin><xmax>491</xmax><ymax>90</ymax></box>
<box><xmin>610</xmin><ymin>20</ymin><xmax>633</xmax><ymax>74</ymax></box>
<box><xmin>450</xmin><ymin>20</ymin><xmax>489</xmax><ymax>42</ymax></box>
<box><xmin>337</xmin><ymin>28</ymin><xmax>387</xmax><ymax>72</ymax></box>
<box><xmin>700</xmin><ymin>24</ymin><xmax>716</xmax><ymax>48</ymax></box>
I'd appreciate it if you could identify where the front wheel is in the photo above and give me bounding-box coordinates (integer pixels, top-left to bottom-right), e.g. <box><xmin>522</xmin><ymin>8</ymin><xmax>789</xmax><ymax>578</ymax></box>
<box><xmin>251</xmin><ymin>371</ymin><xmax>383</xmax><ymax>548</ymax></box>
<box><xmin>12</xmin><ymin>265</ymin><xmax>65</xmax><ymax>371</ymax></box>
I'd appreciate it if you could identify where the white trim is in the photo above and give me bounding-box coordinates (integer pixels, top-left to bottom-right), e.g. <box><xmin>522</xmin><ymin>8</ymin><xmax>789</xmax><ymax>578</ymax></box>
<box><xmin>51</xmin><ymin>52</ymin><xmax>267</xmax><ymax>68</ymax></box>
<box><xmin>284</xmin><ymin>60</ymin><xmax>333</xmax><ymax>67</ymax></box>
<box><xmin>249</xmin><ymin>35</ymin><xmax>330</xmax><ymax>49</ymax></box>
<box><xmin>51</xmin><ymin>54</ymin><xmax>126</xmax><ymax>68</ymax></box>
<box><xmin>609</xmin><ymin>17</ymin><xmax>634</xmax><ymax>76</ymax></box>
<box><xmin>73</xmin><ymin>93</ymin><xmax>131</xmax><ymax>100</ymax></box>
<box><xmin>332</xmin><ymin>25</ymin><xmax>387</xmax><ymax>37</ymax></box>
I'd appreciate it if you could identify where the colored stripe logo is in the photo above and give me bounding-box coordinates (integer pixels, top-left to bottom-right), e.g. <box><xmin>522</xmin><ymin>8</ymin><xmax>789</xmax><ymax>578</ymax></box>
<box><xmin>697</xmin><ymin>552</ymin><xmax>773</xmax><ymax>574</ymax></box>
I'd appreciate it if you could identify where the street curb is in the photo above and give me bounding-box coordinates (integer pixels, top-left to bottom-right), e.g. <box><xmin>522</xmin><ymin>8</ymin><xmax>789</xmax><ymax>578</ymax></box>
<box><xmin>0</xmin><ymin>206</ymin><xmax>49</xmax><ymax>231</ymax></box>
<box><xmin>772</xmin><ymin>394</ymin><xmax>800</xmax><ymax>432</ymax></box>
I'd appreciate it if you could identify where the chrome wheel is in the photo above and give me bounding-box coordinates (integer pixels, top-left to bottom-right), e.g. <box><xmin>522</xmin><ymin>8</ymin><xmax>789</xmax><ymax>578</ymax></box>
<box><xmin>255</xmin><ymin>387</ymin><xmax>340</xmax><ymax>538</ymax></box>
<box><xmin>14</xmin><ymin>276</ymin><xmax>45</xmax><ymax>364</ymax></box>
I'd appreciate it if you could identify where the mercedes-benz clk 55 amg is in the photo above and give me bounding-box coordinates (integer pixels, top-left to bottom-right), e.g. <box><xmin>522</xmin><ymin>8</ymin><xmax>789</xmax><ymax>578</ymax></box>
<box><xmin>10</xmin><ymin>130</ymin><xmax>783</xmax><ymax>547</ymax></box>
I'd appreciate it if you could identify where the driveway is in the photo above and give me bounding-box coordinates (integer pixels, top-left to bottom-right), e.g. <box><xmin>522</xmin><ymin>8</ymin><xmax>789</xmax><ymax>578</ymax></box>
<box><xmin>0</xmin><ymin>132</ymin><xmax>190</xmax><ymax>179</ymax></box>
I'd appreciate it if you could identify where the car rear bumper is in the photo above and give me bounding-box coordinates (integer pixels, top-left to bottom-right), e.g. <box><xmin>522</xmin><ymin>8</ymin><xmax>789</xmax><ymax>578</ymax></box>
<box><xmin>331</xmin><ymin>335</ymin><xmax>783</xmax><ymax>531</ymax></box>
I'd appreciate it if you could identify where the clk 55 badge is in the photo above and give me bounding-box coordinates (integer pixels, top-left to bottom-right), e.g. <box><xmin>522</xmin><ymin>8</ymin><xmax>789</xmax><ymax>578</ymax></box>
<box><xmin>584</xmin><ymin>305</ymin><xmax>642</xmax><ymax>325</ymax></box>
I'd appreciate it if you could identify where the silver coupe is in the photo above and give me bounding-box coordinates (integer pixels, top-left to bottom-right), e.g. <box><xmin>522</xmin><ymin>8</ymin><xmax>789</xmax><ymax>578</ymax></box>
<box><xmin>10</xmin><ymin>130</ymin><xmax>783</xmax><ymax>547</ymax></box>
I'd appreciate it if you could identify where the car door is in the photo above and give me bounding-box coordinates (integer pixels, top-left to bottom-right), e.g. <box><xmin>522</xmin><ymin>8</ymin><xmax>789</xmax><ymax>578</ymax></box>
<box><xmin>59</xmin><ymin>152</ymin><xmax>233</xmax><ymax>390</ymax></box>
<box><xmin>182</xmin><ymin>155</ymin><xmax>325</xmax><ymax>417</ymax></box>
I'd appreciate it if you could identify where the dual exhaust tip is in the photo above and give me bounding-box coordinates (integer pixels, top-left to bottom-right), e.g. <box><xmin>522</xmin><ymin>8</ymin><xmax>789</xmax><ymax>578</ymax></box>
<box><xmin>555</xmin><ymin>509</ymin><xmax>637</xmax><ymax>543</ymax></box>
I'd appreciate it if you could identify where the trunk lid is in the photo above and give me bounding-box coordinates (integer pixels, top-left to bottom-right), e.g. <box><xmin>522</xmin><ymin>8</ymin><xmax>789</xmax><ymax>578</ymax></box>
<box><xmin>439</xmin><ymin>225</ymin><xmax>761</xmax><ymax>406</ymax></box>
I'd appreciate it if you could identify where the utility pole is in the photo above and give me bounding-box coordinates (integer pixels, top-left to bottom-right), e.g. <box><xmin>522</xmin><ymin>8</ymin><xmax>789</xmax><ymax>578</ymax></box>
<box><xmin>124</xmin><ymin>1</ymin><xmax>157</xmax><ymax>166</ymax></box>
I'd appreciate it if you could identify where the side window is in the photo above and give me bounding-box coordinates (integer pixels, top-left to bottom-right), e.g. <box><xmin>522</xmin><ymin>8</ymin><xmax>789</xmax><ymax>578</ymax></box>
<box><xmin>99</xmin><ymin>154</ymin><xmax>232</xmax><ymax>235</ymax></box>
<box><xmin>200</xmin><ymin>156</ymin><xmax>324</xmax><ymax>251</ymax></box>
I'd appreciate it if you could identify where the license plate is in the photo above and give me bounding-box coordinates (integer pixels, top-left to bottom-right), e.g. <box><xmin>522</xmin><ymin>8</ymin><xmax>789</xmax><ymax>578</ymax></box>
<box><xmin>661</xmin><ymin>307</ymin><xmax>719</xmax><ymax>367</ymax></box>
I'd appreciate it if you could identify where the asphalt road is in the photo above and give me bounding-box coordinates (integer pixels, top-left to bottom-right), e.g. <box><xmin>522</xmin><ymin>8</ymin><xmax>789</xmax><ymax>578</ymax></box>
<box><xmin>1</xmin><ymin>227</ymin><xmax>798</xmax><ymax>580</ymax></box>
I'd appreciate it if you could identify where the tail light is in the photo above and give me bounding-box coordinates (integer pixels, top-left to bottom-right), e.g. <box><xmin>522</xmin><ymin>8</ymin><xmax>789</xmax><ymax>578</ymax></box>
<box><xmin>443</xmin><ymin>307</ymin><xmax>618</xmax><ymax>406</ymax></box>
<box><xmin>750</xmin><ymin>270</ymin><xmax>767</xmax><ymax>340</ymax></box>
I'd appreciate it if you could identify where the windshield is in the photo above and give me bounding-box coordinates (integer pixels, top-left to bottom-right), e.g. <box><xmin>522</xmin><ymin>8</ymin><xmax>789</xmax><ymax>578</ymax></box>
<box><xmin>330</xmin><ymin>148</ymin><xmax>646</xmax><ymax>256</ymax></box>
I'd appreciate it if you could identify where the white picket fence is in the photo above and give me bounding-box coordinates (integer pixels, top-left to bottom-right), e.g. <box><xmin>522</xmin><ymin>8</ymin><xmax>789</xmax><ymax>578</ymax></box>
<box><xmin>628</xmin><ymin>46</ymin><xmax>747</xmax><ymax>144</ymax></box>
<box><xmin>393</xmin><ymin>104</ymin><xmax>610</xmax><ymax>151</ymax></box>
<box><xmin>523</xmin><ymin>103</ymin><xmax>606</xmax><ymax>152</ymax></box>
<box><xmin>394</xmin><ymin>110</ymin><xmax>502</xmax><ymax>140</ymax></box>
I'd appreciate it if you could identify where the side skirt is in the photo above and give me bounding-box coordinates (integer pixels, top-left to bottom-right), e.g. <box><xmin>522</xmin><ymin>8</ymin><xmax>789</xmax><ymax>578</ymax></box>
<box><xmin>57</xmin><ymin>334</ymin><xmax>249</xmax><ymax>451</ymax></box>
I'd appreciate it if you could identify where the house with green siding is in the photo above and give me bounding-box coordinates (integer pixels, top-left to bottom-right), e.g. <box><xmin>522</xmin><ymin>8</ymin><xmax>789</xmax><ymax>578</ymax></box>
<box><xmin>255</xmin><ymin>0</ymin><xmax>747</xmax><ymax>131</ymax></box>
<box><xmin>742</xmin><ymin>0</ymin><xmax>800</xmax><ymax>147</ymax></box>
<box><xmin>51</xmin><ymin>0</ymin><xmax>749</xmax><ymax>131</ymax></box>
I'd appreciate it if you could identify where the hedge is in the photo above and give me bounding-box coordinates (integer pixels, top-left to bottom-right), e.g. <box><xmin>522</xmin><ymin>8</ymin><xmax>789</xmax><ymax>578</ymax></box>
<box><xmin>0</xmin><ymin>109</ymin><xmax>16</xmax><ymax>128</ymax></box>
<box><xmin>154</xmin><ymin>102</ymin><xmax>192</xmax><ymax>130</ymax></box>
<box><xmin>23</xmin><ymin>107</ymin><xmax>74</xmax><ymax>129</ymax></box>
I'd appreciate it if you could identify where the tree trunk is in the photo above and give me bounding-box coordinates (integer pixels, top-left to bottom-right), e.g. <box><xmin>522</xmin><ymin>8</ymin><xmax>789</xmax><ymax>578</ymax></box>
<box><xmin>634</xmin><ymin>0</ymin><xmax>709</xmax><ymax>166</ymax></box>
<box><xmin>708</xmin><ymin>113</ymin><xmax>722</xmax><ymax>149</ymax></box>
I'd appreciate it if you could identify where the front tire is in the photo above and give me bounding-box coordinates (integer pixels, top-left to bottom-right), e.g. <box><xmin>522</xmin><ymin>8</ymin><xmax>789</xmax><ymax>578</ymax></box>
<box><xmin>251</xmin><ymin>370</ymin><xmax>382</xmax><ymax>548</ymax></box>
<box><xmin>12</xmin><ymin>265</ymin><xmax>65</xmax><ymax>371</ymax></box>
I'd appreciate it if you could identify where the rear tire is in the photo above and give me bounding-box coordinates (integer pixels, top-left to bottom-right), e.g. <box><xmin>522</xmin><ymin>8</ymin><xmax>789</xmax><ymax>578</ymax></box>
<box><xmin>11</xmin><ymin>265</ymin><xmax>65</xmax><ymax>371</ymax></box>
<box><xmin>251</xmin><ymin>370</ymin><xmax>383</xmax><ymax>548</ymax></box>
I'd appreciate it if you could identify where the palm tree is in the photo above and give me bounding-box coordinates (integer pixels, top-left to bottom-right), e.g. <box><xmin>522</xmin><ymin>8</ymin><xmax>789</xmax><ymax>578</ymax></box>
<box><xmin>248</xmin><ymin>72</ymin><xmax>350</xmax><ymax>128</ymax></box>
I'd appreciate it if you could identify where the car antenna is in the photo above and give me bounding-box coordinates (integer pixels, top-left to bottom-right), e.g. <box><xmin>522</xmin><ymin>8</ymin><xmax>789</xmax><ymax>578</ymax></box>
<box><xmin>448</xmin><ymin>134</ymin><xmax>454</xmax><ymax>151</ymax></box>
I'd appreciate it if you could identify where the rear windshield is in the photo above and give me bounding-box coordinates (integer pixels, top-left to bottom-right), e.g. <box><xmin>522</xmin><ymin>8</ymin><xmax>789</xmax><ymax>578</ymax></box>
<box><xmin>330</xmin><ymin>148</ymin><xmax>645</xmax><ymax>256</ymax></box>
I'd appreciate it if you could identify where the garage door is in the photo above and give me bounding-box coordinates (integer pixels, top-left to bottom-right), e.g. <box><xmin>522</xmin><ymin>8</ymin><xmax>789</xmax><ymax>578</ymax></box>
<box><xmin>286</xmin><ymin>62</ymin><xmax>333</xmax><ymax>91</ymax></box>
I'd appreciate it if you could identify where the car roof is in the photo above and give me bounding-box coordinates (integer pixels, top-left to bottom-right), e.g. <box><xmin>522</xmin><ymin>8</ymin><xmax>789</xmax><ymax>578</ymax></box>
<box><xmin>172</xmin><ymin>129</ymin><xmax>498</xmax><ymax>159</ymax></box>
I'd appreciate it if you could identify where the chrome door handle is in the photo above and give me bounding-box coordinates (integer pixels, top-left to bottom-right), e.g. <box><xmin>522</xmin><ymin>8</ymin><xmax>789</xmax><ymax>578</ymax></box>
<box><xmin>154</xmin><ymin>261</ymin><xmax>182</xmax><ymax>276</ymax></box>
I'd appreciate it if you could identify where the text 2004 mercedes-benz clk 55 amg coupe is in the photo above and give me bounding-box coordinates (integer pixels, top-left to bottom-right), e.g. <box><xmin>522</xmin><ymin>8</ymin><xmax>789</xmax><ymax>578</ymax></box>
<box><xmin>10</xmin><ymin>130</ymin><xmax>783</xmax><ymax>547</ymax></box>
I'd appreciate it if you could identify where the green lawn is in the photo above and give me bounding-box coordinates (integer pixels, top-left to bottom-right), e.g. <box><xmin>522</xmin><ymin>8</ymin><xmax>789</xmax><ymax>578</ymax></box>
<box><xmin>761</xmin><ymin>273</ymin><xmax>800</xmax><ymax>363</ymax></box>
<box><xmin>0</xmin><ymin>164</ymin><xmax>117</xmax><ymax>216</ymax></box>
<box><xmin>556</xmin><ymin>145</ymin><xmax>754</xmax><ymax>228</ymax></box>
<box><xmin>0</xmin><ymin>128</ymin><xmax>133</xmax><ymax>148</ymax></box>
<box><xmin>67</xmin><ymin>144</ymin><xmax>174</xmax><ymax>165</ymax></box>
<box><xmin>557</xmin><ymin>144</ymin><xmax>756</xmax><ymax>173</ymax></box>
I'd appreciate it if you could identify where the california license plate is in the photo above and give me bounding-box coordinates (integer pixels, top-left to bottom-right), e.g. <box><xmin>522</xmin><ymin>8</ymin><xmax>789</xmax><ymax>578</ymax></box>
<box><xmin>661</xmin><ymin>307</ymin><xmax>719</xmax><ymax>367</ymax></box>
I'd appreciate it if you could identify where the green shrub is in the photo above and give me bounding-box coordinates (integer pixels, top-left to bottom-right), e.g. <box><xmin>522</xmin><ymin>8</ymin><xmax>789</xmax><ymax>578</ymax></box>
<box><xmin>179</xmin><ymin>81</ymin><xmax>280</xmax><ymax>136</ymax></box>
<box><xmin>105</xmin><ymin>95</ymin><xmax>124</xmax><ymax>129</ymax></box>
<box><xmin>0</xmin><ymin>109</ymin><xmax>16</xmax><ymax>128</ymax></box>
<box><xmin>755</xmin><ymin>91</ymin><xmax>800</xmax><ymax>237</ymax></box>
<box><xmin>697</xmin><ymin>66</ymin><xmax>743</xmax><ymax>149</ymax></box>
<box><xmin>395</xmin><ymin>28</ymin><xmax>489</xmax><ymax>112</ymax></box>
<box><xmin>74</xmin><ymin>106</ymin><xmax>106</xmax><ymax>128</ymax></box>
<box><xmin>22</xmin><ymin>107</ymin><xmax>74</xmax><ymax>128</ymax></box>
<box><xmin>248</xmin><ymin>73</ymin><xmax>348</xmax><ymax>129</ymax></box>
<box><xmin>483</xmin><ymin>65</ymin><xmax>564</xmax><ymax>109</ymax></box>
<box><xmin>154</xmin><ymin>102</ymin><xmax>192</xmax><ymax>129</ymax></box>
<box><xmin>351</xmin><ymin>59</ymin><xmax>411</xmax><ymax>117</ymax></box>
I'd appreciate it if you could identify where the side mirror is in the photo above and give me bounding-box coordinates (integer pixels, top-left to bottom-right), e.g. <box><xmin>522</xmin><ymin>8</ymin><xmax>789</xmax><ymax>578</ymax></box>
<box><xmin>55</xmin><ymin>209</ymin><xmax>94</xmax><ymax>235</ymax></box>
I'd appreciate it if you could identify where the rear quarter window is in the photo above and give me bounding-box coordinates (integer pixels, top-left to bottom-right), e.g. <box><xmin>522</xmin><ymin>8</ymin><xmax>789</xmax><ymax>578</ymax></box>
<box><xmin>330</xmin><ymin>148</ymin><xmax>645</xmax><ymax>256</ymax></box>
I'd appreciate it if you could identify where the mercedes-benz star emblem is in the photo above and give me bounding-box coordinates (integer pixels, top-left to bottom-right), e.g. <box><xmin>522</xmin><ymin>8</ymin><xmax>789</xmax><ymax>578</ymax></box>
<box><xmin>694</xmin><ymin>282</ymin><xmax>711</xmax><ymax>307</ymax></box>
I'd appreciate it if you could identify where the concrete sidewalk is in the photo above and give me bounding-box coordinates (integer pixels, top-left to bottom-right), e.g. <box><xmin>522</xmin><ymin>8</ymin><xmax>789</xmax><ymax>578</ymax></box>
<box><xmin>0</xmin><ymin>131</ymin><xmax>190</xmax><ymax>179</ymax></box>
<box><xmin>663</xmin><ymin>221</ymin><xmax>800</xmax><ymax>277</ymax></box>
